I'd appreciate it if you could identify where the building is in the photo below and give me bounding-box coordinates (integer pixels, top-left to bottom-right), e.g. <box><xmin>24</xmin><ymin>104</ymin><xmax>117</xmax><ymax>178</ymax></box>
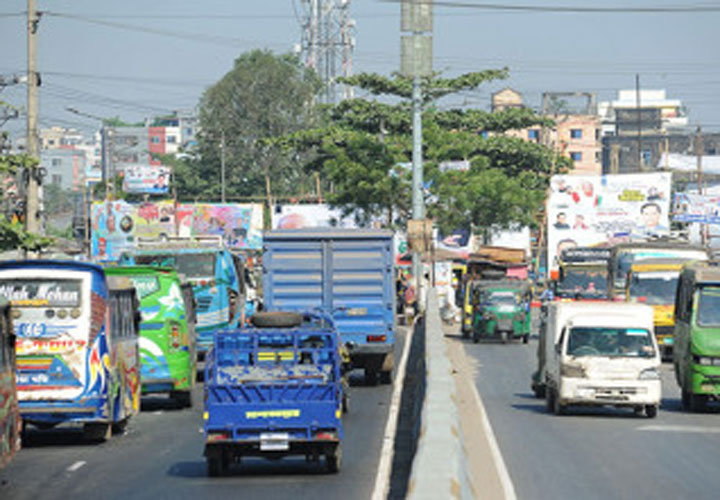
<box><xmin>39</xmin><ymin>126</ymin><xmax>84</xmax><ymax>150</ymax></box>
<box><xmin>41</xmin><ymin>147</ymin><xmax>87</xmax><ymax>192</ymax></box>
<box><xmin>602</xmin><ymin>132</ymin><xmax>720</xmax><ymax>175</ymax></box>
<box><xmin>491</xmin><ymin>89</ymin><xmax>602</xmax><ymax>176</ymax></box>
<box><xmin>598</xmin><ymin>89</ymin><xmax>688</xmax><ymax>137</ymax></box>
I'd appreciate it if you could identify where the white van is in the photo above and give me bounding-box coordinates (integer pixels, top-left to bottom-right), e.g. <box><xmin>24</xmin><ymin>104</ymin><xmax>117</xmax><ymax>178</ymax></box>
<box><xmin>544</xmin><ymin>302</ymin><xmax>661</xmax><ymax>418</ymax></box>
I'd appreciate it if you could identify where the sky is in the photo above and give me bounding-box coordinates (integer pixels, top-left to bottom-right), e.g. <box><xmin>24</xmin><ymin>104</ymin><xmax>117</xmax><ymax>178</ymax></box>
<box><xmin>1</xmin><ymin>0</ymin><xmax>719</xmax><ymax>142</ymax></box>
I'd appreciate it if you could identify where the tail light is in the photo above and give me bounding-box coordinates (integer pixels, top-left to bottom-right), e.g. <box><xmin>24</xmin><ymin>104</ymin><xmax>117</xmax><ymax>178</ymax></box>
<box><xmin>367</xmin><ymin>335</ymin><xmax>386</xmax><ymax>343</ymax></box>
<box><xmin>171</xmin><ymin>323</ymin><xmax>181</xmax><ymax>349</ymax></box>
<box><xmin>206</xmin><ymin>432</ymin><xmax>231</xmax><ymax>442</ymax></box>
<box><xmin>315</xmin><ymin>431</ymin><xmax>337</xmax><ymax>440</ymax></box>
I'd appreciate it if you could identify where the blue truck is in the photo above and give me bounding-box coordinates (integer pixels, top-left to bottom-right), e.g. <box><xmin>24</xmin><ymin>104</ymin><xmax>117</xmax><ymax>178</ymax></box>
<box><xmin>262</xmin><ymin>229</ymin><xmax>395</xmax><ymax>385</ymax></box>
<box><xmin>203</xmin><ymin>311</ymin><xmax>344</xmax><ymax>475</ymax></box>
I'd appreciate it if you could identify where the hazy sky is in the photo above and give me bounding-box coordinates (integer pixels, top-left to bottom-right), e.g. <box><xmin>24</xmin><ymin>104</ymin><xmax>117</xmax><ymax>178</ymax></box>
<box><xmin>1</xmin><ymin>0</ymin><xmax>719</xmax><ymax>140</ymax></box>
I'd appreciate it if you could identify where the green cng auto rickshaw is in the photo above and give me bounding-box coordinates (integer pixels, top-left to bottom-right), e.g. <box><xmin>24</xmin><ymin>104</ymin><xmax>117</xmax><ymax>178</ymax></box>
<box><xmin>472</xmin><ymin>281</ymin><xmax>531</xmax><ymax>344</ymax></box>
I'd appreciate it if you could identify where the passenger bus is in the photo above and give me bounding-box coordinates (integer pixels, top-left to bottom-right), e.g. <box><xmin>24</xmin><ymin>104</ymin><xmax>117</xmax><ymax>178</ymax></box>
<box><xmin>608</xmin><ymin>241</ymin><xmax>708</xmax><ymax>299</ymax></box>
<box><xmin>0</xmin><ymin>298</ymin><xmax>21</xmax><ymax>469</ymax></box>
<box><xmin>125</xmin><ymin>237</ymin><xmax>244</xmax><ymax>358</ymax></box>
<box><xmin>105</xmin><ymin>266</ymin><xmax>196</xmax><ymax>407</ymax></box>
<box><xmin>674</xmin><ymin>261</ymin><xmax>720</xmax><ymax>411</ymax></box>
<box><xmin>554</xmin><ymin>247</ymin><xmax>610</xmax><ymax>301</ymax></box>
<box><xmin>0</xmin><ymin>261</ymin><xmax>140</xmax><ymax>441</ymax></box>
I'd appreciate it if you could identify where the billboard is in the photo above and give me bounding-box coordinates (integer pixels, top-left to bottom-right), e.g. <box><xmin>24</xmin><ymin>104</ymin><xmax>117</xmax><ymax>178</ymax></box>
<box><xmin>673</xmin><ymin>192</ymin><xmax>720</xmax><ymax>225</ymax></box>
<box><xmin>271</xmin><ymin>204</ymin><xmax>358</xmax><ymax>229</ymax></box>
<box><xmin>91</xmin><ymin>201</ymin><xmax>264</xmax><ymax>260</ymax></box>
<box><xmin>122</xmin><ymin>165</ymin><xmax>171</xmax><ymax>194</ymax></box>
<box><xmin>547</xmin><ymin>173</ymin><xmax>672</xmax><ymax>275</ymax></box>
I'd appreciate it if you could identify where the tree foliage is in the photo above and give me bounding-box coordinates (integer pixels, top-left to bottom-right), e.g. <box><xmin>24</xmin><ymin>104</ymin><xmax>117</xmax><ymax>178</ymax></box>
<box><xmin>181</xmin><ymin>49</ymin><xmax>322</xmax><ymax>203</ymax></box>
<box><xmin>289</xmin><ymin>71</ymin><xmax>570</xmax><ymax>233</ymax></box>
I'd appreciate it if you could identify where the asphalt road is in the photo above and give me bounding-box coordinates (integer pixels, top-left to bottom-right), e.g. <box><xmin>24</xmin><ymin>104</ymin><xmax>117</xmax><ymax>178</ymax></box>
<box><xmin>461</xmin><ymin>331</ymin><xmax>720</xmax><ymax>500</ymax></box>
<box><xmin>1</xmin><ymin>327</ymin><xmax>407</xmax><ymax>500</ymax></box>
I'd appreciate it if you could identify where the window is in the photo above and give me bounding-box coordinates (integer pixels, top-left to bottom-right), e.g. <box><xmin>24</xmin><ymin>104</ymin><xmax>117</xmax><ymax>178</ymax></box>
<box><xmin>595</xmin><ymin>151</ymin><xmax>601</xmax><ymax>162</ymax></box>
<box><xmin>151</xmin><ymin>136</ymin><xmax>161</xmax><ymax>144</ymax></box>
<box><xmin>570</xmin><ymin>152</ymin><xmax>582</xmax><ymax>162</ymax></box>
<box><xmin>48</xmin><ymin>139</ymin><xmax>55</xmax><ymax>146</ymax></box>
<box><xmin>167</xmin><ymin>135</ymin><xmax>177</xmax><ymax>144</ymax></box>
<box><xmin>51</xmin><ymin>158</ymin><xmax>61</xmax><ymax>167</ymax></box>
<box><xmin>570</xmin><ymin>129</ymin><xmax>582</xmax><ymax>139</ymax></box>
<box><xmin>595</xmin><ymin>129</ymin><xmax>600</xmax><ymax>140</ymax></box>
<box><xmin>528</xmin><ymin>129</ymin><xmax>539</xmax><ymax>140</ymax></box>
<box><xmin>51</xmin><ymin>174</ymin><xmax>62</xmax><ymax>185</ymax></box>
<box><xmin>642</xmin><ymin>150</ymin><xmax>652</xmax><ymax>166</ymax></box>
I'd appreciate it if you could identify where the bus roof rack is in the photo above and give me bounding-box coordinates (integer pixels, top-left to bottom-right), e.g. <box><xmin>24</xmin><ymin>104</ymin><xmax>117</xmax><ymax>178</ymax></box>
<box><xmin>136</xmin><ymin>235</ymin><xmax>225</xmax><ymax>249</ymax></box>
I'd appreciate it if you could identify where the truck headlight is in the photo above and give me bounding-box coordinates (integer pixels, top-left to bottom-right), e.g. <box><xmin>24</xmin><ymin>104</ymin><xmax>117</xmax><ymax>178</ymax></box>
<box><xmin>638</xmin><ymin>368</ymin><xmax>660</xmax><ymax>380</ymax></box>
<box><xmin>561</xmin><ymin>363</ymin><xmax>586</xmax><ymax>378</ymax></box>
<box><xmin>692</xmin><ymin>355</ymin><xmax>720</xmax><ymax>366</ymax></box>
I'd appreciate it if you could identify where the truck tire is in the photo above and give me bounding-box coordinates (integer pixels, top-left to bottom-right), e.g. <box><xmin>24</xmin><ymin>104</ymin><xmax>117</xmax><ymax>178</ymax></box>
<box><xmin>645</xmin><ymin>405</ymin><xmax>658</xmax><ymax>418</ymax></box>
<box><xmin>251</xmin><ymin>311</ymin><xmax>303</xmax><ymax>328</ymax></box>
<box><xmin>325</xmin><ymin>444</ymin><xmax>342</xmax><ymax>473</ymax></box>
<box><xmin>379</xmin><ymin>370</ymin><xmax>392</xmax><ymax>385</ymax></box>
<box><xmin>364</xmin><ymin>369</ymin><xmax>378</xmax><ymax>386</ymax></box>
<box><xmin>690</xmin><ymin>393</ymin><xmax>708</xmax><ymax>413</ymax></box>
<box><xmin>522</xmin><ymin>334</ymin><xmax>529</xmax><ymax>344</ymax></box>
<box><xmin>207</xmin><ymin>457</ymin><xmax>223</xmax><ymax>477</ymax></box>
<box><xmin>681</xmin><ymin>388</ymin><xmax>691</xmax><ymax>410</ymax></box>
<box><xmin>552</xmin><ymin>390</ymin><xmax>565</xmax><ymax>416</ymax></box>
<box><xmin>545</xmin><ymin>387</ymin><xmax>555</xmax><ymax>413</ymax></box>
<box><xmin>172</xmin><ymin>390</ymin><xmax>192</xmax><ymax>409</ymax></box>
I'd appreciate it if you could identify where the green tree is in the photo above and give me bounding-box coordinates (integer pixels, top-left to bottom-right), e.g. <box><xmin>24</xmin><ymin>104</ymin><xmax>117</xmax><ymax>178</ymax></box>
<box><xmin>190</xmin><ymin>49</ymin><xmax>322</xmax><ymax>204</ymax></box>
<box><xmin>289</xmin><ymin>70</ymin><xmax>569</xmax><ymax>233</ymax></box>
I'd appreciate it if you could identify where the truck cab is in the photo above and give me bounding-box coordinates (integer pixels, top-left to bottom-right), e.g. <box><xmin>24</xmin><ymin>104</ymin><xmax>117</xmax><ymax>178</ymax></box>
<box><xmin>543</xmin><ymin>302</ymin><xmax>660</xmax><ymax>418</ymax></box>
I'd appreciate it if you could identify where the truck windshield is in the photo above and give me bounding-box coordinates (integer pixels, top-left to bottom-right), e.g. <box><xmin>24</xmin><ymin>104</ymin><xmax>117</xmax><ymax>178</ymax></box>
<box><xmin>557</xmin><ymin>269</ymin><xmax>607</xmax><ymax>298</ymax></box>
<box><xmin>628</xmin><ymin>272</ymin><xmax>678</xmax><ymax>305</ymax></box>
<box><xmin>567</xmin><ymin>327</ymin><xmax>655</xmax><ymax>357</ymax></box>
<box><xmin>136</xmin><ymin>253</ymin><xmax>216</xmax><ymax>278</ymax></box>
<box><xmin>697</xmin><ymin>287</ymin><xmax>720</xmax><ymax>326</ymax></box>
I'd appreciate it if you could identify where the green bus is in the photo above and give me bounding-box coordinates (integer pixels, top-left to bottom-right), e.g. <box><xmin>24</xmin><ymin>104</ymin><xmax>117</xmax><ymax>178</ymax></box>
<box><xmin>105</xmin><ymin>266</ymin><xmax>197</xmax><ymax>407</ymax></box>
<box><xmin>674</xmin><ymin>261</ymin><xmax>720</xmax><ymax>412</ymax></box>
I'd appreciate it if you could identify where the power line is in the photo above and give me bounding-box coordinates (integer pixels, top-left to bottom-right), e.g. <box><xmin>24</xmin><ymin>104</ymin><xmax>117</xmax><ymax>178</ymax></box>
<box><xmin>380</xmin><ymin>1</ymin><xmax>720</xmax><ymax>13</ymax></box>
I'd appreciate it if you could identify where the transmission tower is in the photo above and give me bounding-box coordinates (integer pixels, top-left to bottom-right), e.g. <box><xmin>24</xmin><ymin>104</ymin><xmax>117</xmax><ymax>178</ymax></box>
<box><xmin>297</xmin><ymin>0</ymin><xmax>355</xmax><ymax>104</ymax></box>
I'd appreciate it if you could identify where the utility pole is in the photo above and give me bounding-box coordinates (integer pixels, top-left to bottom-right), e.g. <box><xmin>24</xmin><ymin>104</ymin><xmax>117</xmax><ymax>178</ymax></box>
<box><xmin>220</xmin><ymin>130</ymin><xmax>226</xmax><ymax>203</ymax></box>
<box><xmin>25</xmin><ymin>0</ymin><xmax>42</xmax><ymax>241</ymax></box>
<box><xmin>636</xmin><ymin>74</ymin><xmax>643</xmax><ymax>171</ymax></box>
<box><xmin>401</xmin><ymin>0</ymin><xmax>432</xmax><ymax>307</ymax></box>
<box><xmin>697</xmin><ymin>125</ymin><xmax>705</xmax><ymax>246</ymax></box>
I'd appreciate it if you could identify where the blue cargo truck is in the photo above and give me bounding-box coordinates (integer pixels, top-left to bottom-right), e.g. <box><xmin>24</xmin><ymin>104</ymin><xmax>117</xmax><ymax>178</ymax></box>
<box><xmin>263</xmin><ymin>229</ymin><xmax>395</xmax><ymax>385</ymax></box>
<box><xmin>203</xmin><ymin>311</ymin><xmax>344</xmax><ymax>475</ymax></box>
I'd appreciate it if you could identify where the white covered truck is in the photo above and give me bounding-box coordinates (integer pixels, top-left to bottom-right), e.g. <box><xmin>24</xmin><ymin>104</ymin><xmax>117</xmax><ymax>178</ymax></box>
<box><xmin>543</xmin><ymin>302</ymin><xmax>661</xmax><ymax>418</ymax></box>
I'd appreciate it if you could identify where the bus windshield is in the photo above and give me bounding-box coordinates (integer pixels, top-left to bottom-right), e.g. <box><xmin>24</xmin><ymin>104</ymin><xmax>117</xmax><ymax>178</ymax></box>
<box><xmin>0</xmin><ymin>279</ymin><xmax>82</xmax><ymax>307</ymax></box>
<box><xmin>557</xmin><ymin>269</ymin><xmax>607</xmax><ymax>298</ymax></box>
<box><xmin>697</xmin><ymin>286</ymin><xmax>720</xmax><ymax>326</ymax></box>
<box><xmin>567</xmin><ymin>327</ymin><xmax>655</xmax><ymax>357</ymax></box>
<box><xmin>628</xmin><ymin>272</ymin><xmax>678</xmax><ymax>305</ymax></box>
<box><xmin>136</xmin><ymin>253</ymin><xmax>215</xmax><ymax>278</ymax></box>
<box><xmin>615</xmin><ymin>249</ymin><xmax>707</xmax><ymax>288</ymax></box>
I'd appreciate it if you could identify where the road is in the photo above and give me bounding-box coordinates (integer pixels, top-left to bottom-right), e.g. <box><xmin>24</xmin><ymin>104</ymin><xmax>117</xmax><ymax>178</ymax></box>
<box><xmin>0</xmin><ymin>327</ymin><xmax>407</xmax><ymax>500</ymax></box>
<box><xmin>461</xmin><ymin>330</ymin><xmax>720</xmax><ymax>500</ymax></box>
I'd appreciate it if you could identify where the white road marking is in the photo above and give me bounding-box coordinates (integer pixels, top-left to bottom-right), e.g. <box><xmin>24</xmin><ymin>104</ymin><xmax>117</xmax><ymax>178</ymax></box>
<box><xmin>469</xmin><ymin>369</ymin><xmax>518</xmax><ymax>500</ymax></box>
<box><xmin>67</xmin><ymin>461</ymin><xmax>86</xmax><ymax>472</ymax></box>
<box><xmin>638</xmin><ymin>425</ymin><xmax>720</xmax><ymax>433</ymax></box>
<box><xmin>371</xmin><ymin>322</ymin><xmax>415</xmax><ymax>500</ymax></box>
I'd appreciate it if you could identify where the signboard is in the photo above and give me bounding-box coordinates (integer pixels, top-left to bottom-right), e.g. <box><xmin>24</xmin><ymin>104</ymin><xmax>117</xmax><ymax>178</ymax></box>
<box><xmin>122</xmin><ymin>165</ymin><xmax>171</xmax><ymax>194</ymax></box>
<box><xmin>271</xmin><ymin>204</ymin><xmax>358</xmax><ymax>229</ymax></box>
<box><xmin>91</xmin><ymin>201</ymin><xmax>264</xmax><ymax>260</ymax></box>
<box><xmin>547</xmin><ymin>173</ymin><xmax>672</xmax><ymax>275</ymax></box>
<box><xmin>560</xmin><ymin>247</ymin><xmax>612</xmax><ymax>263</ymax></box>
<box><xmin>673</xmin><ymin>192</ymin><xmax>720</xmax><ymax>224</ymax></box>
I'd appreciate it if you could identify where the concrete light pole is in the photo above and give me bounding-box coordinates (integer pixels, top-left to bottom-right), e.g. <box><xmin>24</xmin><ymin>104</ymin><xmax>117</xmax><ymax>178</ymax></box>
<box><xmin>25</xmin><ymin>0</ymin><xmax>42</xmax><ymax>242</ymax></box>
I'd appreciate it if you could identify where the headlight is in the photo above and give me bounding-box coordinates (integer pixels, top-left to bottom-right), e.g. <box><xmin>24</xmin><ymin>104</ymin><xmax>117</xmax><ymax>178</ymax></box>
<box><xmin>693</xmin><ymin>355</ymin><xmax>720</xmax><ymax>366</ymax></box>
<box><xmin>638</xmin><ymin>368</ymin><xmax>660</xmax><ymax>380</ymax></box>
<box><xmin>561</xmin><ymin>363</ymin><xmax>586</xmax><ymax>378</ymax></box>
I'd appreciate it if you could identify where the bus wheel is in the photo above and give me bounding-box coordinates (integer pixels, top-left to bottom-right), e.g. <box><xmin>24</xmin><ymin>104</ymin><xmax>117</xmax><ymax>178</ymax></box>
<box><xmin>84</xmin><ymin>423</ymin><xmax>111</xmax><ymax>442</ymax></box>
<box><xmin>690</xmin><ymin>394</ymin><xmax>708</xmax><ymax>413</ymax></box>
<box><xmin>681</xmin><ymin>388</ymin><xmax>691</xmax><ymax>410</ymax></box>
<box><xmin>112</xmin><ymin>418</ymin><xmax>128</xmax><ymax>434</ymax></box>
<box><xmin>645</xmin><ymin>405</ymin><xmax>658</xmax><ymax>418</ymax></box>
<box><xmin>522</xmin><ymin>334</ymin><xmax>529</xmax><ymax>344</ymax></box>
<box><xmin>172</xmin><ymin>391</ymin><xmax>193</xmax><ymax>409</ymax></box>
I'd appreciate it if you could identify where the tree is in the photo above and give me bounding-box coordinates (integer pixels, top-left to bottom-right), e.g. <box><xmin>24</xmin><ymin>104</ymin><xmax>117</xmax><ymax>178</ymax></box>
<box><xmin>288</xmin><ymin>70</ymin><xmax>569</xmax><ymax>233</ymax></box>
<box><xmin>0</xmin><ymin>152</ymin><xmax>53</xmax><ymax>251</ymax></box>
<box><xmin>191</xmin><ymin>50</ymin><xmax>322</xmax><ymax>204</ymax></box>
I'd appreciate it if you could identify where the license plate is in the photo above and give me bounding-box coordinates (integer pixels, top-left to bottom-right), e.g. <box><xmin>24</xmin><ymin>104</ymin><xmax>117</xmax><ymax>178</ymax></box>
<box><xmin>260</xmin><ymin>432</ymin><xmax>289</xmax><ymax>451</ymax></box>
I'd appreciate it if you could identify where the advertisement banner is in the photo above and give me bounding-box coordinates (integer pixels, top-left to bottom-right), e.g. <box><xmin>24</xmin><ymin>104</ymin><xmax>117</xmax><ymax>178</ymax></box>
<box><xmin>122</xmin><ymin>165</ymin><xmax>171</xmax><ymax>194</ymax></box>
<box><xmin>673</xmin><ymin>192</ymin><xmax>720</xmax><ymax>224</ymax></box>
<box><xmin>272</xmin><ymin>204</ymin><xmax>358</xmax><ymax>229</ymax></box>
<box><xmin>91</xmin><ymin>201</ymin><xmax>264</xmax><ymax>260</ymax></box>
<box><xmin>547</xmin><ymin>173</ymin><xmax>672</xmax><ymax>275</ymax></box>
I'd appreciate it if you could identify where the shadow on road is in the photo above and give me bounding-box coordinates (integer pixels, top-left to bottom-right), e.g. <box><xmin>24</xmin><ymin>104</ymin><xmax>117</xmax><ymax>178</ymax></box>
<box><xmin>167</xmin><ymin>459</ymin><xmax>330</xmax><ymax>479</ymax></box>
<box><xmin>20</xmin><ymin>427</ymin><xmax>101</xmax><ymax>448</ymax></box>
<box><xmin>141</xmin><ymin>396</ymin><xmax>183</xmax><ymax>412</ymax></box>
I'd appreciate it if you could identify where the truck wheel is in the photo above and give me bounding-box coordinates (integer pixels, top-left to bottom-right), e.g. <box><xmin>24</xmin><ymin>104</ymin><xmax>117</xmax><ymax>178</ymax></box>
<box><xmin>545</xmin><ymin>387</ymin><xmax>555</xmax><ymax>413</ymax></box>
<box><xmin>472</xmin><ymin>332</ymin><xmax>479</xmax><ymax>344</ymax></box>
<box><xmin>645</xmin><ymin>405</ymin><xmax>658</xmax><ymax>418</ymax></box>
<box><xmin>364</xmin><ymin>370</ymin><xmax>378</xmax><ymax>386</ymax></box>
<box><xmin>522</xmin><ymin>334</ymin><xmax>529</xmax><ymax>344</ymax></box>
<box><xmin>690</xmin><ymin>394</ymin><xmax>708</xmax><ymax>413</ymax></box>
<box><xmin>342</xmin><ymin>392</ymin><xmax>349</xmax><ymax>413</ymax></box>
<box><xmin>379</xmin><ymin>370</ymin><xmax>392</xmax><ymax>385</ymax></box>
<box><xmin>83</xmin><ymin>422</ymin><xmax>112</xmax><ymax>442</ymax></box>
<box><xmin>553</xmin><ymin>391</ymin><xmax>565</xmax><ymax>416</ymax></box>
<box><xmin>532</xmin><ymin>383</ymin><xmax>546</xmax><ymax>399</ymax></box>
<box><xmin>172</xmin><ymin>390</ymin><xmax>192</xmax><ymax>409</ymax></box>
<box><xmin>681</xmin><ymin>388</ymin><xmax>691</xmax><ymax>410</ymax></box>
<box><xmin>325</xmin><ymin>444</ymin><xmax>342</xmax><ymax>473</ymax></box>
<box><xmin>207</xmin><ymin>457</ymin><xmax>223</xmax><ymax>477</ymax></box>
<box><xmin>250</xmin><ymin>311</ymin><xmax>303</xmax><ymax>328</ymax></box>
<box><xmin>461</xmin><ymin>326</ymin><xmax>469</xmax><ymax>339</ymax></box>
